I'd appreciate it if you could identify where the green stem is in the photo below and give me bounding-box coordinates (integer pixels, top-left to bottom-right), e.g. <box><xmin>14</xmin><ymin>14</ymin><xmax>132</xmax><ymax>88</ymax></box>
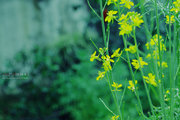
<box><xmin>133</xmin><ymin>28</ymin><xmax>155</xmax><ymax>119</ymax></box>
<box><xmin>99</xmin><ymin>0</ymin><xmax>107</xmax><ymax>50</ymax></box>
<box><xmin>154</xmin><ymin>0</ymin><xmax>166</xmax><ymax>119</ymax></box>
<box><xmin>122</xmin><ymin>35</ymin><xmax>147</xmax><ymax>119</ymax></box>
<box><xmin>167</xmin><ymin>0</ymin><xmax>174</xmax><ymax>119</ymax></box>
<box><xmin>138</xmin><ymin>0</ymin><xmax>151</xmax><ymax>40</ymax></box>
<box><xmin>106</xmin><ymin>72</ymin><xmax>122</xmax><ymax>119</ymax></box>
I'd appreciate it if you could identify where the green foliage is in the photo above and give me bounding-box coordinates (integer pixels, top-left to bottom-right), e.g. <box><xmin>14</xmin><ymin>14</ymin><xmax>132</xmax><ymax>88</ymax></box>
<box><xmin>0</xmin><ymin>37</ymin><xmax>115</xmax><ymax>120</ymax></box>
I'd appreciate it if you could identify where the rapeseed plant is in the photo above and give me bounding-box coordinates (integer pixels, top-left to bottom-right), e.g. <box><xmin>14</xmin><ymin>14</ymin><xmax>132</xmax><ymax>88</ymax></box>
<box><xmin>87</xmin><ymin>0</ymin><xmax>179</xmax><ymax>119</ymax></box>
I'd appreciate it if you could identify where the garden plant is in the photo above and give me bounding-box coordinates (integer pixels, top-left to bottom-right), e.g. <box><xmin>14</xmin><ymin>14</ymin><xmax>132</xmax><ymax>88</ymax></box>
<box><xmin>88</xmin><ymin>0</ymin><xmax>180</xmax><ymax>119</ymax></box>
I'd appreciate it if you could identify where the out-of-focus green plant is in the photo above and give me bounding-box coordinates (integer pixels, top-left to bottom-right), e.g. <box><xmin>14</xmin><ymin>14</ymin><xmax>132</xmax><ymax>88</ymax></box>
<box><xmin>0</xmin><ymin>33</ymin><xmax>122</xmax><ymax>120</ymax></box>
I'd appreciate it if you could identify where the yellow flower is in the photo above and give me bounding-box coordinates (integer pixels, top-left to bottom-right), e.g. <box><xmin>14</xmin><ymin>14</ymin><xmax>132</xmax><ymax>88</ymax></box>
<box><xmin>166</xmin><ymin>15</ymin><xmax>175</xmax><ymax>24</ymax></box>
<box><xmin>119</xmin><ymin>0</ymin><xmax>134</xmax><ymax>9</ymax></box>
<box><xmin>90</xmin><ymin>51</ymin><xmax>99</xmax><ymax>62</ymax></box>
<box><xmin>118</xmin><ymin>14</ymin><xmax>128</xmax><ymax>22</ymax></box>
<box><xmin>96</xmin><ymin>71</ymin><xmax>106</xmax><ymax>80</ymax></box>
<box><xmin>105</xmin><ymin>10</ymin><xmax>118</xmax><ymax>23</ymax></box>
<box><xmin>166</xmin><ymin>90</ymin><xmax>170</xmax><ymax>94</ymax></box>
<box><xmin>118</xmin><ymin>12</ymin><xmax>143</xmax><ymax>36</ymax></box>
<box><xmin>107</xmin><ymin>0</ymin><xmax>118</xmax><ymax>5</ymax></box>
<box><xmin>151</xmin><ymin>50</ymin><xmax>159</xmax><ymax>59</ymax></box>
<box><xmin>170</xmin><ymin>0</ymin><xmax>180</xmax><ymax>13</ymax></box>
<box><xmin>164</xmin><ymin>89</ymin><xmax>170</xmax><ymax>101</ymax></box>
<box><xmin>111</xmin><ymin>115</ymin><xmax>119</xmax><ymax>120</ymax></box>
<box><xmin>146</xmin><ymin>34</ymin><xmax>165</xmax><ymax>51</ymax></box>
<box><xmin>119</xmin><ymin>23</ymin><xmax>132</xmax><ymax>35</ymax></box>
<box><xmin>102</xmin><ymin>55</ymin><xmax>114</xmax><ymax>71</ymax></box>
<box><xmin>102</xmin><ymin>55</ymin><xmax>114</xmax><ymax>63</ymax></box>
<box><xmin>127</xmin><ymin>80</ymin><xmax>137</xmax><ymax>92</ymax></box>
<box><xmin>131</xmin><ymin>57</ymin><xmax>148</xmax><ymax>69</ymax></box>
<box><xmin>111</xmin><ymin>48</ymin><xmax>123</xmax><ymax>58</ymax></box>
<box><xmin>103</xmin><ymin>61</ymin><xmax>112</xmax><ymax>71</ymax></box>
<box><xmin>158</xmin><ymin>61</ymin><xmax>168</xmax><ymax>68</ymax></box>
<box><xmin>99</xmin><ymin>48</ymin><xmax>106</xmax><ymax>55</ymax></box>
<box><xmin>162</xmin><ymin>74</ymin><xmax>164</xmax><ymax>78</ymax></box>
<box><xmin>143</xmin><ymin>73</ymin><xmax>157</xmax><ymax>87</ymax></box>
<box><xmin>145</xmin><ymin>43</ymin><xmax>150</xmax><ymax>50</ymax></box>
<box><xmin>125</xmin><ymin>45</ymin><xmax>136</xmax><ymax>54</ymax></box>
<box><xmin>146</xmin><ymin>54</ymin><xmax>151</xmax><ymax>59</ymax></box>
<box><xmin>112</xmin><ymin>82</ymin><xmax>122</xmax><ymax>91</ymax></box>
<box><xmin>130</xmin><ymin>13</ymin><xmax>144</xmax><ymax>27</ymax></box>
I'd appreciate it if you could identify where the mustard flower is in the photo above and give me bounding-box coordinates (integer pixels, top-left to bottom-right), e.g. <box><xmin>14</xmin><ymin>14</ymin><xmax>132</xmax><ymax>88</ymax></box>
<box><xmin>127</xmin><ymin>80</ymin><xmax>137</xmax><ymax>92</ymax></box>
<box><xmin>125</xmin><ymin>45</ymin><xmax>136</xmax><ymax>54</ymax></box>
<box><xmin>90</xmin><ymin>51</ymin><xmax>99</xmax><ymax>62</ymax></box>
<box><xmin>102</xmin><ymin>55</ymin><xmax>114</xmax><ymax>71</ymax></box>
<box><xmin>146</xmin><ymin>53</ymin><xmax>151</xmax><ymax>59</ymax></box>
<box><xmin>112</xmin><ymin>82</ymin><xmax>122</xmax><ymax>91</ymax></box>
<box><xmin>103</xmin><ymin>61</ymin><xmax>112</xmax><ymax>71</ymax></box>
<box><xmin>160</xmin><ymin>42</ymin><xmax>167</xmax><ymax>51</ymax></box>
<box><xmin>170</xmin><ymin>0</ymin><xmax>180</xmax><ymax>13</ymax></box>
<box><xmin>102</xmin><ymin>55</ymin><xmax>114</xmax><ymax>63</ymax></box>
<box><xmin>130</xmin><ymin>13</ymin><xmax>144</xmax><ymax>27</ymax></box>
<box><xmin>119</xmin><ymin>0</ymin><xmax>134</xmax><ymax>9</ymax></box>
<box><xmin>111</xmin><ymin>48</ymin><xmax>123</xmax><ymax>58</ymax></box>
<box><xmin>143</xmin><ymin>73</ymin><xmax>157</xmax><ymax>87</ymax></box>
<box><xmin>164</xmin><ymin>90</ymin><xmax>170</xmax><ymax>101</ymax></box>
<box><xmin>166</xmin><ymin>90</ymin><xmax>170</xmax><ymax>94</ymax></box>
<box><xmin>105</xmin><ymin>10</ymin><xmax>118</xmax><ymax>23</ymax></box>
<box><xmin>99</xmin><ymin>47</ymin><xmax>107</xmax><ymax>55</ymax></box>
<box><xmin>145</xmin><ymin>43</ymin><xmax>150</xmax><ymax>50</ymax></box>
<box><xmin>118</xmin><ymin>14</ymin><xmax>128</xmax><ymax>22</ymax></box>
<box><xmin>107</xmin><ymin>0</ymin><xmax>118</xmax><ymax>5</ymax></box>
<box><xmin>111</xmin><ymin>115</ymin><xmax>119</xmax><ymax>120</ymax></box>
<box><xmin>145</xmin><ymin>34</ymin><xmax>164</xmax><ymax>50</ymax></box>
<box><xmin>118</xmin><ymin>12</ymin><xmax>143</xmax><ymax>36</ymax></box>
<box><xmin>158</xmin><ymin>61</ymin><xmax>168</xmax><ymax>68</ymax></box>
<box><xmin>131</xmin><ymin>57</ymin><xmax>148</xmax><ymax>69</ymax></box>
<box><xmin>166</xmin><ymin>15</ymin><xmax>175</xmax><ymax>24</ymax></box>
<box><xmin>96</xmin><ymin>71</ymin><xmax>106</xmax><ymax>80</ymax></box>
<box><xmin>118</xmin><ymin>23</ymin><xmax>132</xmax><ymax>35</ymax></box>
<box><xmin>152</xmin><ymin>50</ymin><xmax>159</xmax><ymax>59</ymax></box>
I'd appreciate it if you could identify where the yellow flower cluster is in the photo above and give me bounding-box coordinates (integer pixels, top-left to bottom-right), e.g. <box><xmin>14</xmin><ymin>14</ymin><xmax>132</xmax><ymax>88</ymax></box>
<box><xmin>143</xmin><ymin>73</ymin><xmax>157</xmax><ymax>87</ymax></box>
<box><xmin>127</xmin><ymin>80</ymin><xmax>137</xmax><ymax>92</ymax></box>
<box><xmin>105</xmin><ymin>10</ymin><xmax>118</xmax><ymax>23</ymax></box>
<box><xmin>111</xmin><ymin>115</ymin><xmax>119</xmax><ymax>120</ymax></box>
<box><xmin>164</xmin><ymin>90</ymin><xmax>170</xmax><ymax>101</ymax></box>
<box><xmin>118</xmin><ymin>12</ymin><xmax>144</xmax><ymax>35</ymax></box>
<box><xmin>96</xmin><ymin>71</ymin><xmax>106</xmax><ymax>80</ymax></box>
<box><xmin>90</xmin><ymin>48</ymin><xmax>122</xmax><ymax>80</ymax></box>
<box><xmin>107</xmin><ymin>0</ymin><xmax>118</xmax><ymax>6</ymax></box>
<box><xmin>157</xmin><ymin>61</ymin><xmax>168</xmax><ymax>68</ymax></box>
<box><xmin>166</xmin><ymin>15</ymin><xmax>175</xmax><ymax>24</ymax></box>
<box><xmin>125</xmin><ymin>45</ymin><xmax>136</xmax><ymax>54</ymax></box>
<box><xmin>119</xmin><ymin>0</ymin><xmax>134</xmax><ymax>9</ymax></box>
<box><xmin>107</xmin><ymin>0</ymin><xmax>134</xmax><ymax>9</ymax></box>
<box><xmin>145</xmin><ymin>34</ymin><xmax>166</xmax><ymax>59</ymax></box>
<box><xmin>170</xmin><ymin>0</ymin><xmax>180</xmax><ymax>14</ymax></box>
<box><xmin>131</xmin><ymin>57</ymin><xmax>148</xmax><ymax>69</ymax></box>
<box><xmin>112</xmin><ymin>82</ymin><xmax>122</xmax><ymax>91</ymax></box>
<box><xmin>90</xmin><ymin>51</ymin><xmax>99</xmax><ymax>62</ymax></box>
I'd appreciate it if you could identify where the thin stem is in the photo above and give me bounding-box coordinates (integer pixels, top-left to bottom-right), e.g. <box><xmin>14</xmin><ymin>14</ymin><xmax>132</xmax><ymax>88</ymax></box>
<box><xmin>87</xmin><ymin>0</ymin><xmax>101</xmax><ymax>19</ymax></box>
<box><xmin>154</xmin><ymin>0</ymin><xmax>166</xmax><ymax>119</ymax></box>
<box><xmin>106</xmin><ymin>72</ymin><xmax>122</xmax><ymax>119</ymax></box>
<box><xmin>133</xmin><ymin>28</ymin><xmax>155</xmax><ymax>119</ymax></box>
<box><xmin>99</xmin><ymin>98</ymin><xmax>116</xmax><ymax>116</ymax></box>
<box><xmin>99</xmin><ymin>0</ymin><xmax>107</xmax><ymax>49</ymax></box>
<box><xmin>122</xmin><ymin>36</ymin><xmax>147</xmax><ymax>119</ymax></box>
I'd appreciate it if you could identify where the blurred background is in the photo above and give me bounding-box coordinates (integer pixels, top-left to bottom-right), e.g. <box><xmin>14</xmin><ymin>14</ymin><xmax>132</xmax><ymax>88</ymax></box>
<box><xmin>0</xmin><ymin>0</ymin><xmax>170</xmax><ymax>120</ymax></box>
